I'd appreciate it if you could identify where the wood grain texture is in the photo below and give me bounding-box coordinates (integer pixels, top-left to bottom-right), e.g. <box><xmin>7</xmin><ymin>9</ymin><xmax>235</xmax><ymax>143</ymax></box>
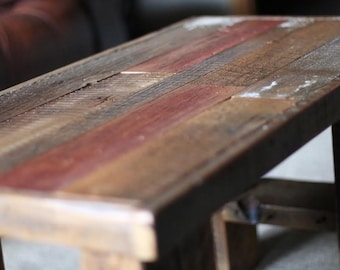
<box><xmin>0</xmin><ymin>16</ymin><xmax>226</xmax><ymax>122</ymax></box>
<box><xmin>211</xmin><ymin>213</ymin><xmax>229</xmax><ymax>270</ymax></box>
<box><xmin>223</xmin><ymin>179</ymin><xmax>336</xmax><ymax>231</ymax></box>
<box><xmin>0</xmin><ymin>18</ymin><xmax>296</xmax><ymax>173</ymax></box>
<box><xmin>127</xmin><ymin>20</ymin><xmax>284</xmax><ymax>73</ymax></box>
<box><xmin>0</xmin><ymin>191</ymin><xmax>156</xmax><ymax>260</ymax></box>
<box><xmin>64</xmin><ymin>98</ymin><xmax>294</xmax><ymax>200</ymax></box>
<box><xmin>0</xmin><ymin>85</ymin><xmax>242</xmax><ymax>190</ymax></box>
<box><xmin>224</xmin><ymin>223</ymin><xmax>258</xmax><ymax>270</ymax></box>
<box><xmin>60</xmin><ymin>77</ymin><xmax>339</xmax><ymax>202</ymax></box>
<box><xmin>0</xmin><ymin>17</ymin><xmax>340</xmax><ymax>263</ymax></box>
<box><xmin>198</xmin><ymin>20</ymin><xmax>340</xmax><ymax>88</ymax></box>
<box><xmin>237</xmin><ymin>35</ymin><xmax>340</xmax><ymax>99</ymax></box>
<box><xmin>0</xmin><ymin>73</ymin><xmax>171</xmax><ymax>172</ymax></box>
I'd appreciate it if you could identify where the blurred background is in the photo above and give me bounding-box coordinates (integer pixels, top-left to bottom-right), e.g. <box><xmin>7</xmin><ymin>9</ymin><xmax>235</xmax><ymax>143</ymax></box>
<box><xmin>0</xmin><ymin>0</ymin><xmax>340</xmax><ymax>269</ymax></box>
<box><xmin>1</xmin><ymin>0</ymin><xmax>340</xmax><ymax>90</ymax></box>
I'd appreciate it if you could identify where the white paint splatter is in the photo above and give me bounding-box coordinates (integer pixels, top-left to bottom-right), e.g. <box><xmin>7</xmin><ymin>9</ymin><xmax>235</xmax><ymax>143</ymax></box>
<box><xmin>237</xmin><ymin>92</ymin><xmax>261</xmax><ymax>98</ymax></box>
<box><xmin>238</xmin><ymin>81</ymin><xmax>278</xmax><ymax>98</ymax></box>
<box><xmin>294</xmin><ymin>79</ymin><xmax>318</xmax><ymax>93</ymax></box>
<box><xmin>260</xmin><ymin>81</ymin><xmax>278</xmax><ymax>92</ymax></box>
<box><xmin>184</xmin><ymin>17</ymin><xmax>242</xmax><ymax>31</ymax></box>
<box><xmin>280</xmin><ymin>18</ymin><xmax>314</xmax><ymax>28</ymax></box>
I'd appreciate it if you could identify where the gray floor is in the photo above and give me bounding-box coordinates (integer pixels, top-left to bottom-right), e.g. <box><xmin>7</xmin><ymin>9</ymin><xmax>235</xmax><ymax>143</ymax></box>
<box><xmin>1</xmin><ymin>128</ymin><xmax>337</xmax><ymax>269</ymax></box>
<box><xmin>259</xmin><ymin>127</ymin><xmax>337</xmax><ymax>269</ymax></box>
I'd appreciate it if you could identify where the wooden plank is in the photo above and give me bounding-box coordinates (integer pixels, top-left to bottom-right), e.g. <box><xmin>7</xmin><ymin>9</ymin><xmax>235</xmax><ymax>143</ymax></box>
<box><xmin>0</xmin><ymin>16</ymin><xmax>340</xmax><ymax>263</ymax></box>
<box><xmin>59</xmin><ymin>81</ymin><xmax>339</xmax><ymax>204</ymax></box>
<box><xmin>213</xmin><ymin>211</ymin><xmax>258</xmax><ymax>270</ymax></box>
<box><xmin>211</xmin><ymin>213</ymin><xmax>229</xmax><ymax>270</ymax></box>
<box><xmin>223</xmin><ymin>202</ymin><xmax>336</xmax><ymax>231</ymax></box>
<box><xmin>127</xmin><ymin>20</ymin><xmax>284</xmax><ymax>73</ymax></box>
<box><xmin>242</xmin><ymin>179</ymin><xmax>335</xmax><ymax>210</ymax></box>
<box><xmin>0</xmin><ymin>76</ymin><xmax>336</xmax><ymax>258</ymax></box>
<box><xmin>0</xmin><ymin>73</ymin><xmax>171</xmax><ymax>172</ymax></box>
<box><xmin>0</xmin><ymin>18</ymin><xmax>296</xmax><ymax>173</ymax></box>
<box><xmin>63</xmin><ymin>98</ymin><xmax>294</xmax><ymax>199</ymax></box>
<box><xmin>0</xmin><ymin>16</ymin><xmax>228</xmax><ymax>122</ymax></box>
<box><xmin>222</xmin><ymin>180</ymin><xmax>336</xmax><ymax>231</ymax></box>
<box><xmin>198</xmin><ymin>21</ymin><xmax>340</xmax><ymax>88</ymax></box>
<box><xmin>65</xmin><ymin>80</ymin><xmax>340</xmax><ymax>255</ymax></box>
<box><xmin>237</xmin><ymin>36</ymin><xmax>340</xmax><ymax>99</ymax></box>
<box><xmin>0</xmin><ymin>85</ymin><xmax>242</xmax><ymax>190</ymax></box>
<box><xmin>0</xmin><ymin>191</ymin><xmax>156</xmax><ymax>260</ymax></box>
<box><xmin>0</xmin><ymin>19</ymin><xmax>317</xmax><ymax>186</ymax></box>
<box><xmin>225</xmin><ymin>223</ymin><xmax>258</xmax><ymax>270</ymax></box>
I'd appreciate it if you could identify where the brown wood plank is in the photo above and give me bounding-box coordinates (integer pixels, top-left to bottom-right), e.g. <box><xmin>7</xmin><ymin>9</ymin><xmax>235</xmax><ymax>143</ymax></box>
<box><xmin>59</xmin><ymin>78</ymin><xmax>339</xmax><ymax>202</ymax></box>
<box><xmin>260</xmin><ymin>204</ymin><xmax>336</xmax><ymax>231</ymax></box>
<box><xmin>0</xmin><ymin>18</ymin><xmax>296</xmax><ymax>171</ymax></box>
<box><xmin>0</xmin><ymin>21</ymin><xmax>294</xmax><ymax>173</ymax></box>
<box><xmin>0</xmin><ymin>73</ymin><xmax>171</xmax><ymax>172</ymax></box>
<box><xmin>225</xmin><ymin>222</ymin><xmax>258</xmax><ymax>270</ymax></box>
<box><xmin>0</xmin><ymin>75</ymin><xmax>337</xmax><ymax>259</ymax></box>
<box><xmin>0</xmin><ymin>15</ymin><xmax>340</xmax><ymax>267</ymax></box>
<box><xmin>149</xmin><ymin>79</ymin><xmax>340</xmax><ymax>255</ymax></box>
<box><xmin>197</xmin><ymin>21</ymin><xmax>340</xmax><ymax>88</ymax></box>
<box><xmin>245</xmin><ymin>179</ymin><xmax>336</xmax><ymax>211</ymax></box>
<box><xmin>0</xmin><ymin>18</ymin><xmax>310</xmax><ymax>174</ymax></box>
<box><xmin>237</xmin><ymin>35</ymin><xmax>340</xmax><ymax>99</ymax></box>
<box><xmin>0</xmin><ymin>17</ymin><xmax>229</xmax><ymax>123</ymax></box>
<box><xmin>211</xmin><ymin>213</ymin><xmax>229</xmax><ymax>270</ymax></box>
<box><xmin>0</xmin><ymin>85</ymin><xmax>242</xmax><ymax>190</ymax></box>
<box><xmin>0</xmin><ymin>191</ymin><xmax>156</xmax><ymax>259</ymax></box>
<box><xmin>223</xmin><ymin>201</ymin><xmax>337</xmax><ymax>231</ymax></box>
<box><xmin>63</xmin><ymin>98</ymin><xmax>294</xmax><ymax>200</ymax></box>
<box><xmin>127</xmin><ymin>20</ymin><xmax>284</xmax><ymax>73</ymax></box>
<box><xmin>222</xmin><ymin>180</ymin><xmax>337</xmax><ymax>231</ymax></box>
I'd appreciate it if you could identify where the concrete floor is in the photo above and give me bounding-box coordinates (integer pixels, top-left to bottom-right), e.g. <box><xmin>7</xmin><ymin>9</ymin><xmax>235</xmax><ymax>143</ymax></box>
<box><xmin>1</xmin><ymin>128</ymin><xmax>337</xmax><ymax>269</ymax></box>
<box><xmin>259</xmin><ymin>127</ymin><xmax>337</xmax><ymax>269</ymax></box>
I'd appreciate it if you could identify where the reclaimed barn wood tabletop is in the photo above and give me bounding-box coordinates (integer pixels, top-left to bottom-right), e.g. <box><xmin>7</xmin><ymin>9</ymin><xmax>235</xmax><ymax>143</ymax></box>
<box><xmin>0</xmin><ymin>16</ymin><xmax>340</xmax><ymax>269</ymax></box>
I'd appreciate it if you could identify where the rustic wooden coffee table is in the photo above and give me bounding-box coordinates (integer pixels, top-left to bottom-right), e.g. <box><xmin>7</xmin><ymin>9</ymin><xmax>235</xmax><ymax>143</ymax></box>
<box><xmin>0</xmin><ymin>16</ymin><xmax>339</xmax><ymax>269</ymax></box>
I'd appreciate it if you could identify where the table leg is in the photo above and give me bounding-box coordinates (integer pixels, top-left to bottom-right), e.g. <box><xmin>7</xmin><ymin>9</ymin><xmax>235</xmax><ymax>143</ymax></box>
<box><xmin>145</xmin><ymin>221</ymin><xmax>216</xmax><ymax>270</ymax></box>
<box><xmin>212</xmin><ymin>213</ymin><xmax>229</xmax><ymax>270</ymax></box>
<box><xmin>212</xmin><ymin>212</ymin><xmax>258</xmax><ymax>270</ymax></box>
<box><xmin>332</xmin><ymin>123</ymin><xmax>340</xmax><ymax>261</ymax></box>
<box><xmin>81</xmin><ymin>251</ymin><xmax>142</xmax><ymax>270</ymax></box>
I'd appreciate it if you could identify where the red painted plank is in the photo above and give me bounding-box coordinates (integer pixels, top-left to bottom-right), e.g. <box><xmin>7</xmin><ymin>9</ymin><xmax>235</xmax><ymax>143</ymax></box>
<box><xmin>126</xmin><ymin>20</ymin><xmax>284</xmax><ymax>73</ymax></box>
<box><xmin>0</xmin><ymin>85</ymin><xmax>243</xmax><ymax>191</ymax></box>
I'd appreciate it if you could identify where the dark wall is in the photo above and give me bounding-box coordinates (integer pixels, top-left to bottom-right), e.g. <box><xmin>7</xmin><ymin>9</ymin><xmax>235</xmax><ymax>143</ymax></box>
<box><xmin>255</xmin><ymin>0</ymin><xmax>340</xmax><ymax>15</ymax></box>
<box><xmin>128</xmin><ymin>0</ymin><xmax>230</xmax><ymax>38</ymax></box>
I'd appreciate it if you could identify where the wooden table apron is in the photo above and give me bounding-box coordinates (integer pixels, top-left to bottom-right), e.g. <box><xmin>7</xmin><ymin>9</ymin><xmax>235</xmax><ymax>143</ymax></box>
<box><xmin>0</xmin><ymin>16</ymin><xmax>340</xmax><ymax>262</ymax></box>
